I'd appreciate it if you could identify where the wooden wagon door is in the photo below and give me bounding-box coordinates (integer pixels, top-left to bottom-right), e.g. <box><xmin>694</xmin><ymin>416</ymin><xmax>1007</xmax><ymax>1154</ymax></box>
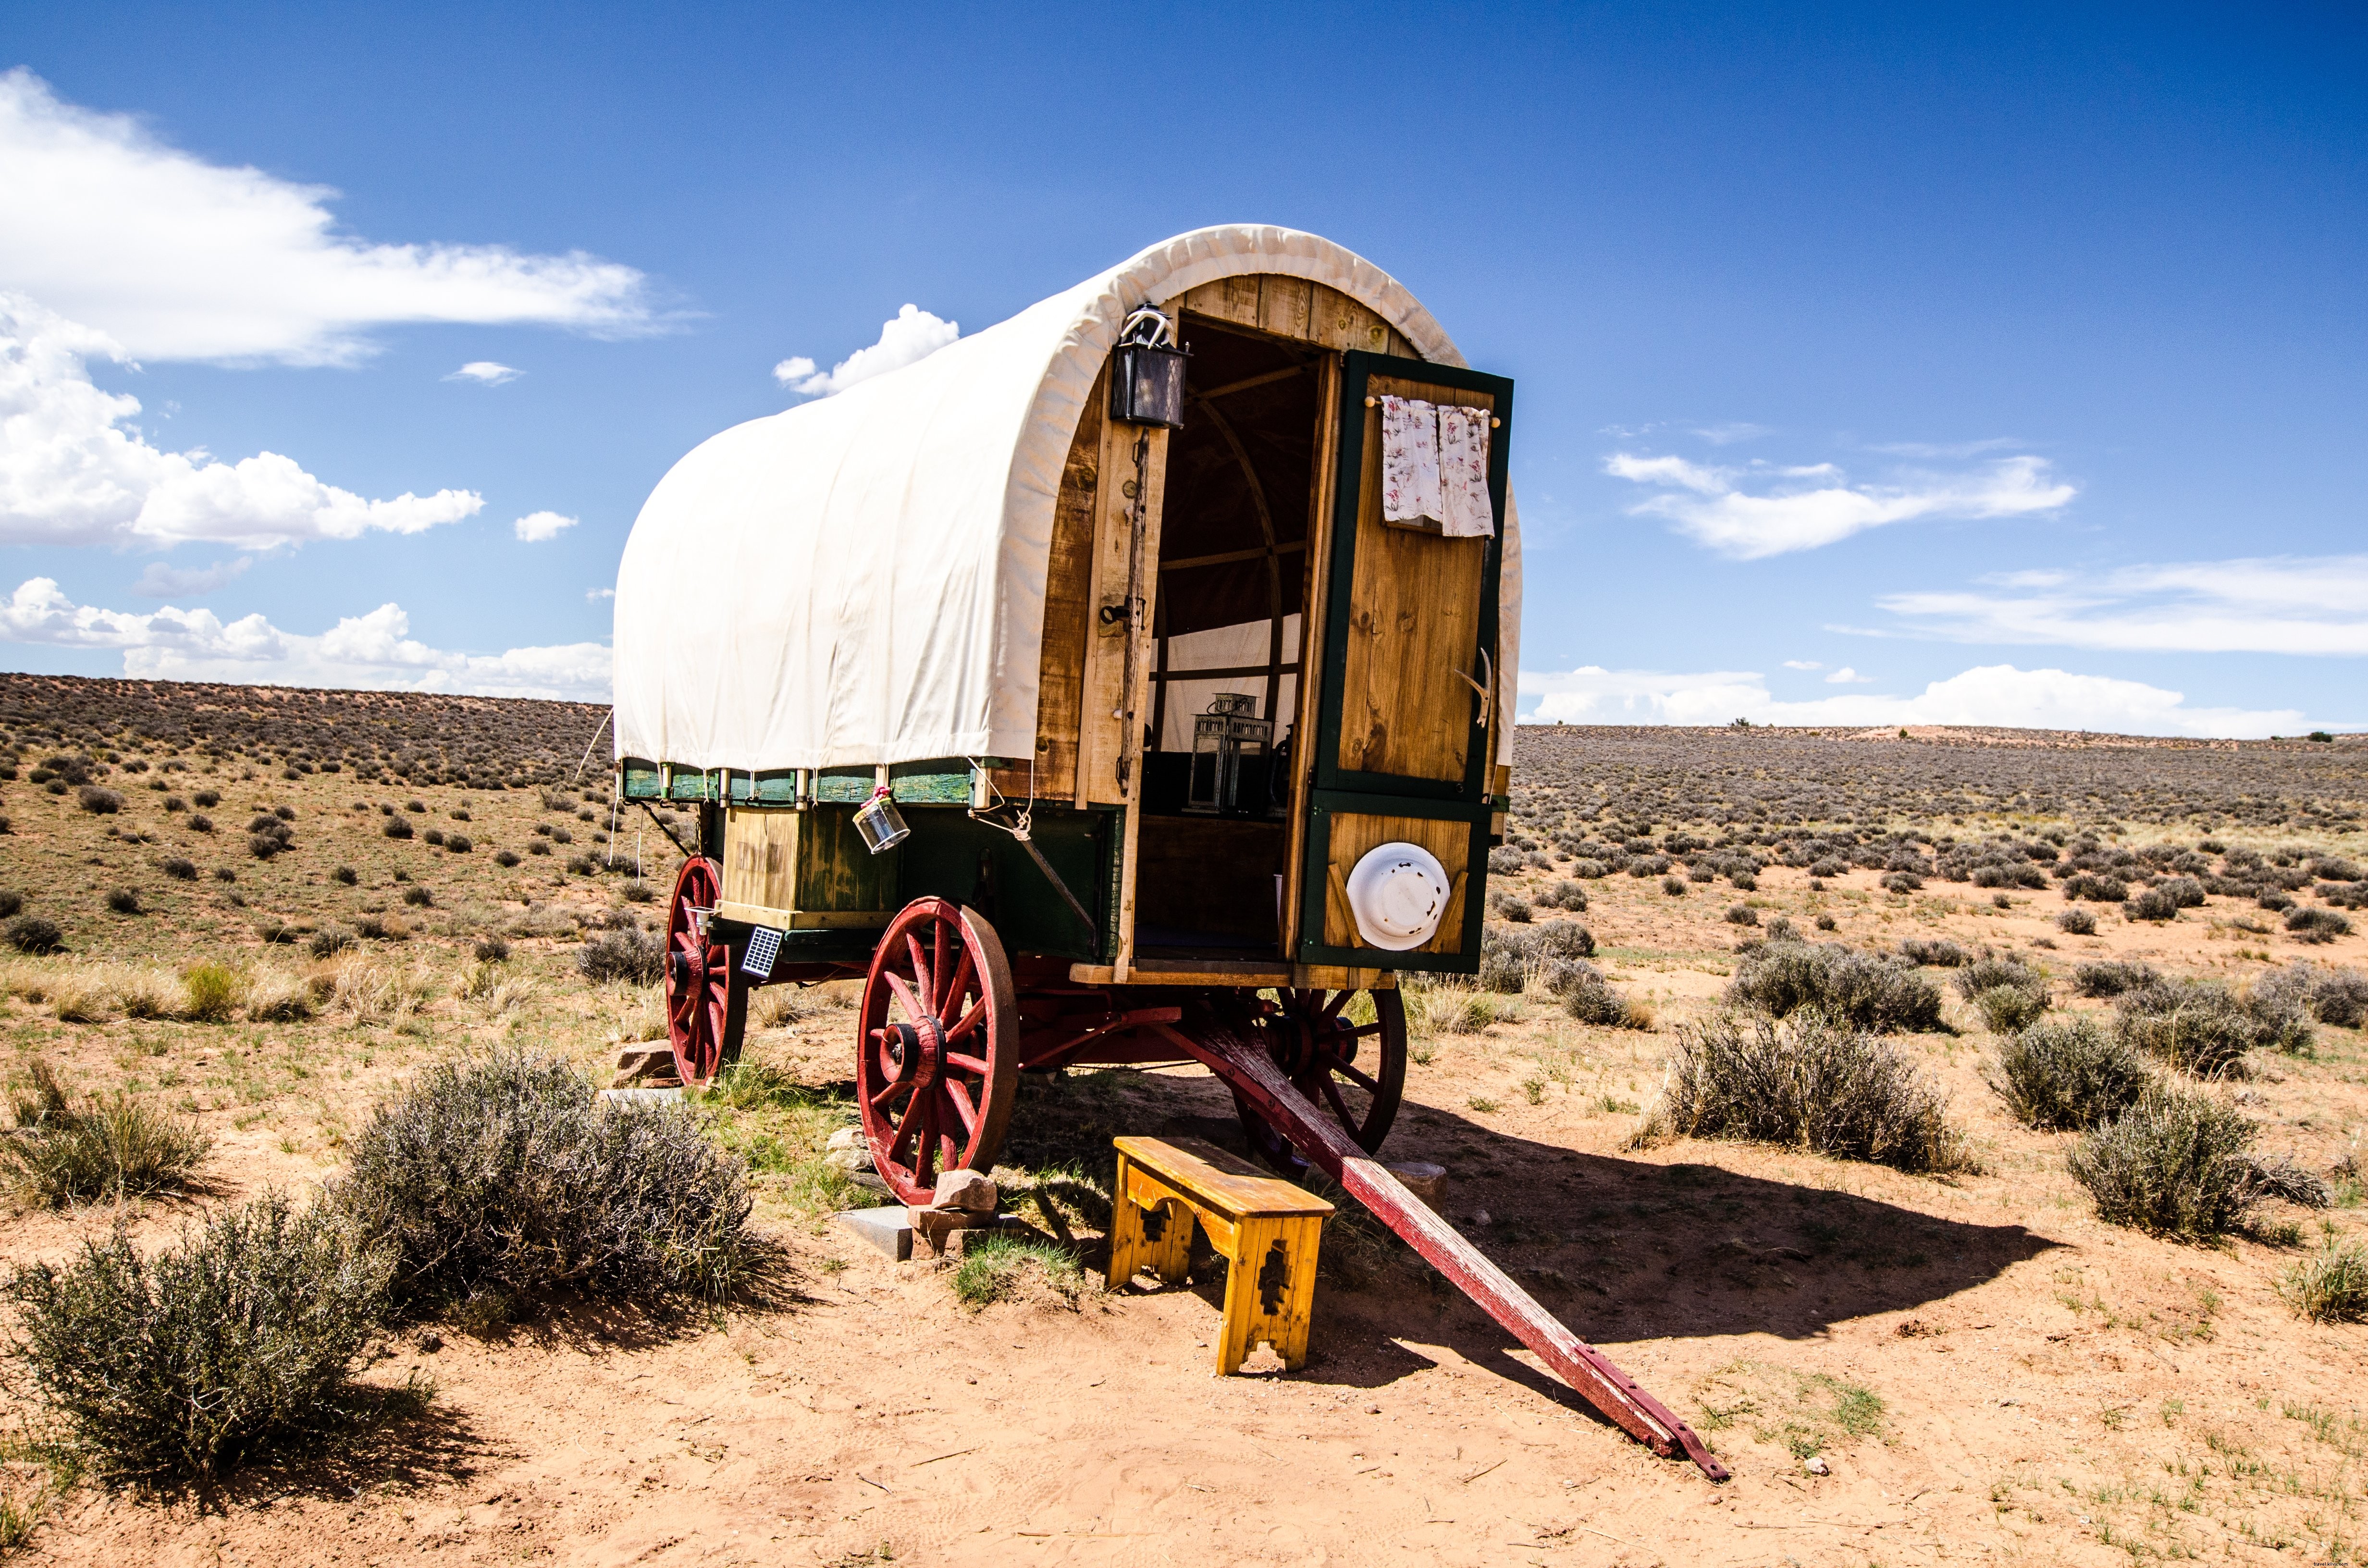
<box><xmin>1294</xmin><ymin>351</ymin><xmax>1512</xmax><ymax>974</ymax></box>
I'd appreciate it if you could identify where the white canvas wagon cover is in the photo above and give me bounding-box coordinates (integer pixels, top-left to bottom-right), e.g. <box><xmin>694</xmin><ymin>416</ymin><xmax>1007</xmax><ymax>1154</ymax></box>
<box><xmin>611</xmin><ymin>225</ymin><xmax>1523</xmax><ymax>772</ymax></box>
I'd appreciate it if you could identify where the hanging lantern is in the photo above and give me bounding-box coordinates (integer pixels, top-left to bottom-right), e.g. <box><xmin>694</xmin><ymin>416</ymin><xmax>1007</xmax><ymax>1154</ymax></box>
<box><xmin>853</xmin><ymin>784</ymin><xmax>910</xmax><ymax>855</ymax></box>
<box><xmin>1110</xmin><ymin>305</ymin><xmax>1187</xmax><ymax>428</ymax></box>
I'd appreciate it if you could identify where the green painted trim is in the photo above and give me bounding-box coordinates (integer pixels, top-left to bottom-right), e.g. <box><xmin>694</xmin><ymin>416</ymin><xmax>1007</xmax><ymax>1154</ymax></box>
<box><xmin>614</xmin><ymin>757</ymin><xmax>1008</xmax><ymax>807</ymax></box>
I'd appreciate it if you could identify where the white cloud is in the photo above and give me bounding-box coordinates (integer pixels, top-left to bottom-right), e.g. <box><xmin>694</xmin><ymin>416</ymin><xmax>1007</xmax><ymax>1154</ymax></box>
<box><xmin>447</xmin><ymin>361</ymin><xmax>520</xmax><ymax>385</ymax></box>
<box><xmin>513</xmin><ymin>510</ymin><xmax>577</xmax><ymax>543</ymax></box>
<box><xmin>1824</xmin><ymin>666</ymin><xmax>1874</xmax><ymax>684</ymax></box>
<box><xmin>131</xmin><ymin>557</ymin><xmax>247</xmax><ymax>597</ymax></box>
<box><xmin>777</xmin><ymin>305</ymin><xmax>959</xmax><ymax>397</ymax></box>
<box><xmin>1782</xmin><ymin>659</ymin><xmax>1823</xmax><ymax>670</ymax></box>
<box><xmin>1873</xmin><ymin>553</ymin><xmax>2368</xmax><ymax>655</ymax></box>
<box><xmin>1518</xmin><ymin>662</ymin><xmax>2303</xmax><ymax>739</ymax></box>
<box><xmin>1604</xmin><ymin>449</ymin><xmax>2075</xmax><ymax>558</ymax></box>
<box><xmin>0</xmin><ymin>294</ymin><xmax>481</xmax><ymax>549</ymax></box>
<box><xmin>0</xmin><ymin>577</ymin><xmax>609</xmax><ymax>699</ymax></box>
<box><xmin>1864</xmin><ymin>437</ymin><xmax>2023</xmax><ymax>459</ymax></box>
<box><xmin>586</xmin><ymin>586</ymin><xmax>615</xmax><ymax>602</ymax></box>
<box><xmin>0</xmin><ymin>70</ymin><xmax>656</xmax><ymax>365</ymax></box>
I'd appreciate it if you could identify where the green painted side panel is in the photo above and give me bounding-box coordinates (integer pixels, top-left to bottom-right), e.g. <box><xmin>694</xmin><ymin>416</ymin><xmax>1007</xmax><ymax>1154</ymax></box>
<box><xmin>890</xmin><ymin>805</ymin><xmax>1116</xmax><ymax>960</ymax></box>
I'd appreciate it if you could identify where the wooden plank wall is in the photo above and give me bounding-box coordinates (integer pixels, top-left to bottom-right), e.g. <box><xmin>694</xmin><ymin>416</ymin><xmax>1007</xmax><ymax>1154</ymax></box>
<box><xmin>990</xmin><ymin>370</ymin><xmax>1104</xmax><ymax>806</ymax></box>
<box><xmin>1170</xmin><ymin>276</ymin><xmax>1416</xmax><ymax>358</ymax></box>
<box><xmin>1319</xmin><ymin>811</ymin><xmax>1472</xmax><ymax>956</ymax></box>
<box><xmin>1334</xmin><ymin>373</ymin><xmax>1496</xmax><ymax>785</ymax></box>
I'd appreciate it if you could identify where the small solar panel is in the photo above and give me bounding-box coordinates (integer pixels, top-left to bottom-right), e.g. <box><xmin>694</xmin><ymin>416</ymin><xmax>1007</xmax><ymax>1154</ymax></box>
<box><xmin>741</xmin><ymin>925</ymin><xmax>784</xmax><ymax>980</ymax></box>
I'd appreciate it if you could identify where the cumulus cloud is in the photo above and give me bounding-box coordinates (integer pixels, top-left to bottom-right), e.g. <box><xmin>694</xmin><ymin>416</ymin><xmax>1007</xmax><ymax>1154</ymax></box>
<box><xmin>776</xmin><ymin>304</ymin><xmax>959</xmax><ymax>397</ymax></box>
<box><xmin>0</xmin><ymin>295</ymin><xmax>481</xmax><ymax>549</ymax></box>
<box><xmin>1825</xmin><ymin>666</ymin><xmax>1874</xmax><ymax>684</ymax></box>
<box><xmin>1782</xmin><ymin>659</ymin><xmax>1823</xmax><ymax>671</ymax></box>
<box><xmin>1604</xmin><ymin>449</ymin><xmax>2074</xmax><ymax>558</ymax></box>
<box><xmin>0</xmin><ymin>70</ymin><xmax>657</xmax><ymax>365</ymax></box>
<box><xmin>586</xmin><ymin>587</ymin><xmax>615</xmax><ymax>601</ymax></box>
<box><xmin>1873</xmin><ymin>554</ymin><xmax>2368</xmax><ymax>655</ymax></box>
<box><xmin>1518</xmin><ymin>662</ymin><xmax>2303</xmax><ymax>739</ymax></box>
<box><xmin>131</xmin><ymin>557</ymin><xmax>247</xmax><ymax>597</ymax></box>
<box><xmin>0</xmin><ymin>577</ymin><xmax>609</xmax><ymax>700</ymax></box>
<box><xmin>446</xmin><ymin>361</ymin><xmax>520</xmax><ymax>385</ymax></box>
<box><xmin>513</xmin><ymin>510</ymin><xmax>577</xmax><ymax>543</ymax></box>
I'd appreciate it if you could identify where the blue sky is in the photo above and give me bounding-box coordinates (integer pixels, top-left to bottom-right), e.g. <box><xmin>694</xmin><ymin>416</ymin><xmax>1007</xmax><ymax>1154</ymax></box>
<box><xmin>1</xmin><ymin>3</ymin><xmax>2361</xmax><ymax>735</ymax></box>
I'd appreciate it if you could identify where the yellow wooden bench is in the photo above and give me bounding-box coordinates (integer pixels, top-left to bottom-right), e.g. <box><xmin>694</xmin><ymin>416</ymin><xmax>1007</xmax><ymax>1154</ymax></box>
<box><xmin>1106</xmin><ymin>1135</ymin><xmax>1335</xmax><ymax>1375</ymax></box>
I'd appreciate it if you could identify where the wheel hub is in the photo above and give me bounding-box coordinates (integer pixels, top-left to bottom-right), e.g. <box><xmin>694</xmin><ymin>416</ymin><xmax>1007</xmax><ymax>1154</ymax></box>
<box><xmin>880</xmin><ymin>1016</ymin><xmax>944</xmax><ymax>1090</ymax></box>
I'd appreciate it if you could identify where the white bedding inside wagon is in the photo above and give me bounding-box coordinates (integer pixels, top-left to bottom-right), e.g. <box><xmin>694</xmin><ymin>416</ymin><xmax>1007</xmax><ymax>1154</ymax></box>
<box><xmin>610</xmin><ymin>224</ymin><xmax>1521</xmax><ymax>774</ymax></box>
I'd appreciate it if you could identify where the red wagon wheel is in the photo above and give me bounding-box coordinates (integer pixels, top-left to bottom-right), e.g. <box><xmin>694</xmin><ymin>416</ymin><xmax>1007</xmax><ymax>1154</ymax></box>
<box><xmin>1233</xmin><ymin>986</ymin><xmax>1407</xmax><ymax>1173</ymax></box>
<box><xmin>855</xmin><ymin>898</ymin><xmax>1019</xmax><ymax>1206</ymax></box>
<box><xmin>664</xmin><ymin>856</ymin><xmax>745</xmax><ymax>1087</ymax></box>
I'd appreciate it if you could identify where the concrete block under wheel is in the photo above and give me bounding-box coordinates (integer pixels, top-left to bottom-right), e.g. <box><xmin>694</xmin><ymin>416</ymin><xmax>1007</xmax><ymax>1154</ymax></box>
<box><xmin>838</xmin><ymin>1206</ymin><xmax>913</xmax><ymax>1262</ymax></box>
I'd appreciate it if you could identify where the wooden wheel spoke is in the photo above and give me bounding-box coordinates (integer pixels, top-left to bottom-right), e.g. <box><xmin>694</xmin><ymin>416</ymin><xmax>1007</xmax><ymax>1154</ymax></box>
<box><xmin>931</xmin><ymin>922</ymin><xmax>950</xmax><ymax>1013</ymax></box>
<box><xmin>882</xmin><ymin>972</ymin><xmax>925</xmax><ymax>1025</ymax></box>
<box><xmin>868</xmin><ymin>1078</ymin><xmax>906</xmax><ymax>1109</ymax></box>
<box><xmin>1332</xmin><ymin>1060</ymin><xmax>1382</xmax><ymax>1095</ymax></box>
<box><xmin>937</xmin><ymin>946</ymin><xmax>975</xmax><ymax>1022</ymax></box>
<box><xmin>944</xmin><ymin>997</ymin><xmax>987</xmax><ymax>1043</ymax></box>
<box><xmin>905</xmin><ymin>933</ymin><xmax>932</xmax><ymax>1002</ymax></box>
<box><xmin>944</xmin><ymin>1051</ymin><xmax>990</xmax><ymax>1076</ymax></box>
<box><xmin>945</xmin><ymin>1079</ymin><xmax>979</xmax><ymax>1136</ymax></box>
<box><xmin>1320</xmin><ymin>1075</ymin><xmax>1357</xmax><ymax>1128</ymax></box>
<box><xmin>1316</xmin><ymin>990</ymin><xmax>1353</xmax><ymax>1024</ymax></box>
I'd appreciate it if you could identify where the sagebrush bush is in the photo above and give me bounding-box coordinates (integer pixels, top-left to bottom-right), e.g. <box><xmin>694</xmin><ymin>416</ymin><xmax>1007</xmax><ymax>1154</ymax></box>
<box><xmin>1725</xmin><ymin>941</ymin><xmax>1944</xmax><ymax>1032</ymax></box>
<box><xmin>2287</xmin><ymin>907</ymin><xmax>2352</xmax><ymax>943</ymax></box>
<box><xmin>2068</xmin><ymin>1086</ymin><xmax>2270</xmax><ymax>1240</ymax></box>
<box><xmin>1954</xmin><ymin>952</ymin><xmax>2047</xmax><ymax>1004</ymax></box>
<box><xmin>333</xmin><ymin>1052</ymin><xmax>755</xmax><ymax>1318</ymax></box>
<box><xmin>2256</xmin><ymin>962</ymin><xmax>2368</xmax><ymax>1028</ymax></box>
<box><xmin>1990</xmin><ymin>1012</ymin><xmax>2151</xmax><ymax>1130</ymax></box>
<box><xmin>3</xmin><ymin>1061</ymin><xmax>210</xmax><ymax>1204</ymax></box>
<box><xmin>5</xmin><ymin>923</ymin><xmax>61</xmax><ymax>956</ymax></box>
<box><xmin>1973</xmin><ymin>986</ymin><xmax>2048</xmax><ymax>1034</ymax></box>
<box><xmin>2115</xmin><ymin>979</ymin><xmax>2310</xmax><ymax>1076</ymax></box>
<box><xmin>103</xmin><ymin>887</ymin><xmax>142</xmax><ymax>916</ymax></box>
<box><xmin>1538</xmin><ymin>880</ymin><xmax>1588</xmax><ymax>912</ymax></box>
<box><xmin>2280</xmin><ymin>1235</ymin><xmax>2368</xmax><ymax>1324</ymax></box>
<box><xmin>76</xmin><ymin>786</ymin><xmax>122</xmax><ymax>815</ymax></box>
<box><xmin>2127</xmin><ymin>888</ymin><xmax>2180</xmax><ymax>922</ymax></box>
<box><xmin>578</xmin><ymin>928</ymin><xmax>664</xmax><ymax>986</ymax></box>
<box><xmin>1556</xmin><ymin>961</ymin><xmax>1646</xmax><ymax>1028</ymax></box>
<box><xmin>2076</xmin><ymin>959</ymin><xmax>2160</xmax><ymax>997</ymax></box>
<box><xmin>1638</xmin><ymin>1009</ymin><xmax>1967</xmax><ymax>1173</ymax></box>
<box><xmin>1898</xmin><ymin>937</ymin><xmax>1968</xmax><ymax>968</ymax></box>
<box><xmin>4</xmin><ymin>1192</ymin><xmax>393</xmax><ymax>1480</ymax></box>
<box><xmin>1726</xmin><ymin>904</ymin><xmax>1757</xmax><ymax>927</ymax></box>
<box><xmin>2055</xmin><ymin>907</ymin><xmax>2097</xmax><ymax>936</ymax></box>
<box><xmin>160</xmin><ymin>858</ymin><xmax>196</xmax><ymax>882</ymax></box>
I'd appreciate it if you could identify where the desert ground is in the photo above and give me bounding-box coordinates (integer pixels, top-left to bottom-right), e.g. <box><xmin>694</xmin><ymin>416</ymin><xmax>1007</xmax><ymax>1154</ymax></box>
<box><xmin>0</xmin><ymin>676</ymin><xmax>2364</xmax><ymax>1566</ymax></box>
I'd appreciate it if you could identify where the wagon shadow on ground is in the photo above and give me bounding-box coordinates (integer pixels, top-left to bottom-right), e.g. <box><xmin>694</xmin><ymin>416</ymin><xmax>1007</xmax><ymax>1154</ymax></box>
<box><xmin>994</xmin><ymin>1065</ymin><xmax>2060</xmax><ymax>1420</ymax></box>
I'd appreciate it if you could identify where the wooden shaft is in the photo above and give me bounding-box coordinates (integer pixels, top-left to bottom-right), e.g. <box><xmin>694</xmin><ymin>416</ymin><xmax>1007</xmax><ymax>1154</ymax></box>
<box><xmin>1150</xmin><ymin>1015</ymin><xmax>1729</xmax><ymax>1483</ymax></box>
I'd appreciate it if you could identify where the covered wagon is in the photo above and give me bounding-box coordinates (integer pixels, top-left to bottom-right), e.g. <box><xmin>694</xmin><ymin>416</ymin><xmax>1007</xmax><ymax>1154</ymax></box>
<box><xmin>610</xmin><ymin>225</ymin><xmax>1721</xmax><ymax>1476</ymax></box>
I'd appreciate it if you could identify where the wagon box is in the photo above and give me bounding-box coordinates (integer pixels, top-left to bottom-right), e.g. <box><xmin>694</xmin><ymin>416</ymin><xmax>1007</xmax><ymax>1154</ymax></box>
<box><xmin>606</xmin><ymin>226</ymin><xmax>1723</xmax><ymax>1479</ymax></box>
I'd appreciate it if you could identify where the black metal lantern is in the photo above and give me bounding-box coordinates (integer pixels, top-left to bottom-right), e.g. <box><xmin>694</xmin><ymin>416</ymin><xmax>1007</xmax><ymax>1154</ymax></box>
<box><xmin>1110</xmin><ymin>306</ymin><xmax>1186</xmax><ymax>428</ymax></box>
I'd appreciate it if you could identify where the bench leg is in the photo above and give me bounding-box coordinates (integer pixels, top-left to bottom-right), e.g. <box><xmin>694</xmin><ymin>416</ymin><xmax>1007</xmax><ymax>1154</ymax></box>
<box><xmin>1217</xmin><ymin>1216</ymin><xmax>1322</xmax><ymax>1375</ymax></box>
<box><xmin>1108</xmin><ymin>1160</ymin><xmax>1194</xmax><ymax>1290</ymax></box>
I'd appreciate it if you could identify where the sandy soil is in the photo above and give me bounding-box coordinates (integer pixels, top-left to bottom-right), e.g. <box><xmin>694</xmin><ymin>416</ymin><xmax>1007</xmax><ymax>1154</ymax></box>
<box><xmin>2</xmin><ymin>742</ymin><xmax>2365</xmax><ymax>1565</ymax></box>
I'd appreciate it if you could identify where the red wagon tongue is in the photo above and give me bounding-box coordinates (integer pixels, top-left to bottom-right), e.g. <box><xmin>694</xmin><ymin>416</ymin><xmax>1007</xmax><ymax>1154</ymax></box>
<box><xmin>1151</xmin><ymin>1008</ymin><xmax>1731</xmax><ymax>1484</ymax></box>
